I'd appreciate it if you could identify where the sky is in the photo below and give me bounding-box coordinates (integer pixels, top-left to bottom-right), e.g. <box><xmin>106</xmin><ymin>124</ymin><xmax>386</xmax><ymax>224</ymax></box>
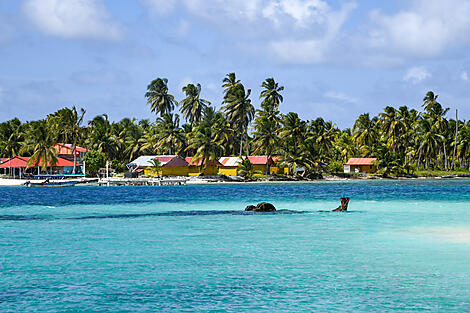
<box><xmin>1</xmin><ymin>0</ymin><xmax>470</xmax><ymax>128</ymax></box>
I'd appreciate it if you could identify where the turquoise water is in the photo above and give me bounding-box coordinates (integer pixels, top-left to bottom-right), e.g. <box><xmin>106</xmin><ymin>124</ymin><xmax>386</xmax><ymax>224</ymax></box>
<box><xmin>1</xmin><ymin>180</ymin><xmax>470</xmax><ymax>312</ymax></box>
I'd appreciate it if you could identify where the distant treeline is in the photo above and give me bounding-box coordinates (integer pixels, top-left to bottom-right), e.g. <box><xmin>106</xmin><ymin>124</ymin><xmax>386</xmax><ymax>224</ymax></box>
<box><xmin>1</xmin><ymin>73</ymin><xmax>469</xmax><ymax>176</ymax></box>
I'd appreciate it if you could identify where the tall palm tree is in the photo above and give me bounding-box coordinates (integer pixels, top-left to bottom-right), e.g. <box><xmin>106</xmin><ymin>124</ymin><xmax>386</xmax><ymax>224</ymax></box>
<box><xmin>145</xmin><ymin>78</ymin><xmax>177</xmax><ymax>116</ymax></box>
<box><xmin>260</xmin><ymin>77</ymin><xmax>284</xmax><ymax>116</ymax></box>
<box><xmin>186</xmin><ymin>109</ymin><xmax>224</xmax><ymax>172</ymax></box>
<box><xmin>154</xmin><ymin>113</ymin><xmax>185</xmax><ymax>155</ymax></box>
<box><xmin>21</xmin><ymin>120</ymin><xmax>58</xmax><ymax>173</ymax></box>
<box><xmin>352</xmin><ymin>113</ymin><xmax>378</xmax><ymax>155</ymax></box>
<box><xmin>222</xmin><ymin>83</ymin><xmax>255</xmax><ymax>156</ymax></box>
<box><xmin>180</xmin><ymin>83</ymin><xmax>210</xmax><ymax>125</ymax></box>
<box><xmin>222</xmin><ymin>72</ymin><xmax>240</xmax><ymax>97</ymax></box>
<box><xmin>422</xmin><ymin>91</ymin><xmax>439</xmax><ymax>113</ymax></box>
<box><xmin>378</xmin><ymin>106</ymin><xmax>402</xmax><ymax>153</ymax></box>
<box><xmin>252</xmin><ymin>115</ymin><xmax>278</xmax><ymax>173</ymax></box>
<box><xmin>49</xmin><ymin>106</ymin><xmax>86</xmax><ymax>173</ymax></box>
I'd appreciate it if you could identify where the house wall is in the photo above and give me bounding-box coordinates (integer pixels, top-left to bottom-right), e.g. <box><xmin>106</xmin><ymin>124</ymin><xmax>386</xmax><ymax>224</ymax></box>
<box><xmin>219</xmin><ymin>166</ymin><xmax>238</xmax><ymax>176</ymax></box>
<box><xmin>346</xmin><ymin>165</ymin><xmax>376</xmax><ymax>173</ymax></box>
<box><xmin>144</xmin><ymin>166</ymin><xmax>188</xmax><ymax>177</ymax></box>
<box><xmin>253</xmin><ymin>164</ymin><xmax>268</xmax><ymax>175</ymax></box>
<box><xmin>188</xmin><ymin>165</ymin><xmax>218</xmax><ymax>176</ymax></box>
<box><xmin>270</xmin><ymin>166</ymin><xmax>290</xmax><ymax>175</ymax></box>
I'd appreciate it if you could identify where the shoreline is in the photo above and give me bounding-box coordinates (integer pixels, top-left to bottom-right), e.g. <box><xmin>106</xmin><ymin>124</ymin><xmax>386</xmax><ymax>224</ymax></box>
<box><xmin>1</xmin><ymin>175</ymin><xmax>469</xmax><ymax>187</ymax></box>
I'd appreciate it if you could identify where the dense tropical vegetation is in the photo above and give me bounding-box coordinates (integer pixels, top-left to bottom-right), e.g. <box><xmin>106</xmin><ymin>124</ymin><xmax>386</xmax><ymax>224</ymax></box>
<box><xmin>1</xmin><ymin>74</ymin><xmax>470</xmax><ymax>177</ymax></box>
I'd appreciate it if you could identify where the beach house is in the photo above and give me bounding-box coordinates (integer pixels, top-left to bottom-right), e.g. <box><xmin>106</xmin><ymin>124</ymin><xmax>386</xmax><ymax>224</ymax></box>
<box><xmin>0</xmin><ymin>156</ymin><xmax>79</xmax><ymax>178</ymax></box>
<box><xmin>344</xmin><ymin>158</ymin><xmax>377</xmax><ymax>173</ymax></box>
<box><xmin>127</xmin><ymin>155</ymin><xmax>189</xmax><ymax>176</ymax></box>
<box><xmin>53</xmin><ymin>143</ymin><xmax>90</xmax><ymax>163</ymax></box>
<box><xmin>270</xmin><ymin>156</ymin><xmax>290</xmax><ymax>175</ymax></box>
<box><xmin>218</xmin><ymin>156</ymin><xmax>275</xmax><ymax>176</ymax></box>
<box><xmin>185</xmin><ymin>157</ymin><xmax>221</xmax><ymax>176</ymax></box>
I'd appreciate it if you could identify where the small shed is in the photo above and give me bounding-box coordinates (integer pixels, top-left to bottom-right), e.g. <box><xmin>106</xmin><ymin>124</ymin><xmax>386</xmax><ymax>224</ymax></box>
<box><xmin>344</xmin><ymin>158</ymin><xmax>377</xmax><ymax>173</ymax></box>
<box><xmin>127</xmin><ymin>155</ymin><xmax>188</xmax><ymax>176</ymax></box>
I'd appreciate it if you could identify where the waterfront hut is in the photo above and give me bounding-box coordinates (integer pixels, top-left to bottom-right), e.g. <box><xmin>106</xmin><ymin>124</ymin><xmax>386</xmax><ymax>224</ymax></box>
<box><xmin>53</xmin><ymin>143</ymin><xmax>90</xmax><ymax>163</ymax></box>
<box><xmin>0</xmin><ymin>156</ymin><xmax>78</xmax><ymax>177</ymax></box>
<box><xmin>127</xmin><ymin>155</ymin><xmax>189</xmax><ymax>176</ymax></box>
<box><xmin>185</xmin><ymin>157</ymin><xmax>221</xmax><ymax>176</ymax></box>
<box><xmin>218</xmin><ymin>156</ymin><xmax>275</xmax><ymax>176</ymax></box>
<box><xmin>270</xmin><ymin>156</ymin><xmax>290</xmax><ymax>175</ymax></box>
<box><xmin>344</xmin><ymin>158</ymin><xmax>377</xmax><ymax>173</ymax></box>
<box><xmin>247</xmin><ymin>156</ymin><xmax>274</xmax><ymax>175</ymax></box>
<box><xmin>218</xmin><ymin>156</ymin><xmax>242</xmax><ymax>176</ymax></box>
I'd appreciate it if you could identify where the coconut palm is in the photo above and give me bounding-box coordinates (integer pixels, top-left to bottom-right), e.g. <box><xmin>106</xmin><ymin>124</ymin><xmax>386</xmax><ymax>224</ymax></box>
<box><xmin>222</xmin><ymin>83</ymin><xmax>255</xmax><ymax>156</ymax></box>
<box><xmin>20</xmin><ymin>120</ymin><xmax>58</xmax><ymax>173</ymax></box>
<box><xmin>180</xmin><ymin>83</ymin><xmax>210</xmax><ymax>125</ymax></box>
<box><xmin>49</xmin><ymin>106</ymin><xmax>86</xmax><ymax>173</ymax></box>
<box><xmin>252</xmin><ymin>115</ymin><xmax>279</xmax><ymax>173</ymax></box>
<box><xmin>260</xmin><ymin>77</ymin><xmax>284</xmax><ymax>117</ymax></box>
<box><xmin>145</xmin><ymin>78</ymin><xmax>177</xmax><ymax>116</ymax></box>
<box><xmin>155</xmin><ymin>113</ymin><xmax>185</xmax><ymax>155</ymax></box>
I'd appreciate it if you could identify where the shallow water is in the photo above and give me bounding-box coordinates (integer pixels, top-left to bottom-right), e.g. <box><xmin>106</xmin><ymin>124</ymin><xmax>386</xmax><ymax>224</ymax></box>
<box><xmin>1</xmin><ymin>180</ymin><xmax>470</xmax><ymax>312</ymax></box>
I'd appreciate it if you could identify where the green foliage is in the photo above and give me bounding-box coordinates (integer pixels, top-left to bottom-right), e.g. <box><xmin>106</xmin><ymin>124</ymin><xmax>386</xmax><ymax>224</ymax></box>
<box><xmin>82</xmin><ymin>151</ymin><xmax>106</xmax><ymax>174</ymax></box>
<box><xmin>237</xmin><ymin>157</ymin><xmax>255</xmax><ymax>179</ymax></box>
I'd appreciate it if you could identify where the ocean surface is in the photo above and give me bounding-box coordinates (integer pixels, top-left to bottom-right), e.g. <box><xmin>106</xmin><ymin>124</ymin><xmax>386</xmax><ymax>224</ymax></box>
<box><xmin>1</xmin><ymin>180</ymin><xmax>470</xmax><ymax>312</ymax></box>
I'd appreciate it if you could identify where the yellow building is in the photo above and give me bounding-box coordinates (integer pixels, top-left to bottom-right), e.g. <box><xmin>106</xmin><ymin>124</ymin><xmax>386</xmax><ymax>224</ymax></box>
<box><xmin>185</xmin><ymin>157</ymin><xmax>221</xmax><ymax>176</ymax></box>
<box><xmin>270</xmin><ymin>156</ymin><xmax>290</xmax><ymax>175</ymax></box>
<box><xmin>128</xmin><ymin>155</ymin><xmax>189</xmax><ymax>177</ymax></box>
<box><xmin>218</xmin><ymin>156</ymin><xmax>275</xmax><ymax>176</ymax></box>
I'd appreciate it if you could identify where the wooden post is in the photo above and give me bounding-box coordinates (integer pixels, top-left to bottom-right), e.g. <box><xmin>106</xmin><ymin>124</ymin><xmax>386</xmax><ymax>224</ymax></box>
<box><xmin>333</xmin><ymin>197</ymin><xmax>350</xmax><ymax>212</ymax></box>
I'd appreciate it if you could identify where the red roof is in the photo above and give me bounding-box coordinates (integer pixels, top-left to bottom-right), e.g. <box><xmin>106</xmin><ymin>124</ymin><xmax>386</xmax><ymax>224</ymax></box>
<box><xmin>185</xmin><ymin>157</ymin><xmax>222</xmax><ymax>166</ymax></box>
<box><xmin>247</xmin><ymin>156</ymin><xmax>274</xmax><ymax>165</ymax></box>
<box><xmin>0</xmin><ymin>158</ymin><xmax>8</xmax><ymax>164</ymax></box>
<box><xmin>346</xmin><ymin>158</ymin><xmax>377</xmax><ymax>165</ymax></box>
<box><xmin>156</xmin><ymin>156</ymin><xmax>188</xmax><ymax>167</ymax></box>
<box><xmin>0</xmin><ymin>156</ymin><xmax>78</xmax><ymax>168</ymax></box>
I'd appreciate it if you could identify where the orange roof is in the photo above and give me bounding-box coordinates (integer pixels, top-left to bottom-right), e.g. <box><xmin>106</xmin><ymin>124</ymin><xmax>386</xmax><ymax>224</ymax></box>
<box><xmin>185</xmin><ymin>157</ymin><xmax>222</xmax><ymax>166</ymax></box>
<box><xmin>0</xmin><ymin>156</ymin><xmax>78</xmax><ymax>168</ymax></box>
<box><xmin>54</xmin><ymin>143</ymin><xmax>90</xmax><ymax>154</ymax></box>
<box><xmin>346</xmin><ymin>158</ymin><xmax>377</xmax><ymax>165</ymax></box>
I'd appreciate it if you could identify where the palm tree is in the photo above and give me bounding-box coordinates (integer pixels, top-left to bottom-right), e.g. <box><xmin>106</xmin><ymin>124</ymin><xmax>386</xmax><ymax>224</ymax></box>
<box><xmin>252</xmin><ymin>114</ymin><xmax>278</xmax><ymax>173</ymax></box>
<box><xmin>422</xmin><ymin>91</ymin><xmax>439</xmax><ymax>113</ymax></box>
<box><xmin>180</xmin><ymin>83</ymin><xmax>210</xmax><ymax>125</ymax></box>
<box><xmin>20</xmin><ymin>120</ymin><xmax>58</xmax><ymax>173</ymax></box>
<box><xmin>222</xmin><ymin>83</ymin><xmax>255</xmax><ymax>156</ymax></box>
<box><xmin>49</xmin><ymin>106</ymin><xmax>86</xmax><ymax>173</ymax></box>
<box><xmin>186</xmin><ymin>109</ymin><xmax>224</xmax><ymax>173</ymax></box>
<box><xmin>145</xmin><ymin>78</ymin><xmax>177</xmax><ymax>116</ymax></box>
<box><xmin>222</xmin><ymin>72</ymin><xmax>240</xmax><ymax>97</ymax></box>
<box><xmin>352</xmin><ymin>113</ymin><xmax>378</xmax><ymax>156</ymax></box>
<box><xmin>260</xmin><ymin>77</ymin><xmax>284</xmax><ymax>117</ymax></box>
<box><xmin>155</xmin><ymin>113</ymin><xmax>185</xmax><ymax>154</ymax></box>
<box><xmin>378</xmin><ymin>106</ymin><xmax>402</xmax><ymax>153</ymax></box>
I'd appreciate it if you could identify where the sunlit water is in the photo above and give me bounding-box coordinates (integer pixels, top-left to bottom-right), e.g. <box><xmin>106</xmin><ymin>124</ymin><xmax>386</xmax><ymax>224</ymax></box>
<box><xmin>1</xmin><ymin>180</ymin><xmax>470</xmax><ymax>312</ymax></box>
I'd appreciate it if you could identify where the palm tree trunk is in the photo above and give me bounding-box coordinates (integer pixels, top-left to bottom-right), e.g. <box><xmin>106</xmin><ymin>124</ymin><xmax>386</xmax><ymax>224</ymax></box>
<box><xmin>239</xmin><ymin>131</ymin><xmax>243</xmax><ymax>156</ymax></box>
<box><xmin>417</xmin><ymin>148</ymin><xmax>422</xmax><ymax>171</ymax></box>
<box><xmin>72</xmin><ymin>136</ymin><xmax>77</xmax><ymax>174</ymax></box>
<box><xmin>452</xmin><ymin>109</ymin><xmax>458</xmax><ymax>170</ymax></box>
<box><xmin>442</xmin><ymin>141</ymin><xmax>448</xmax><ymax>171</ymax></box>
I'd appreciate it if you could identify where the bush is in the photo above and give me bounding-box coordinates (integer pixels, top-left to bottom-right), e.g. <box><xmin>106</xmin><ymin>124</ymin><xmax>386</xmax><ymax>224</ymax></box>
<box><xmin>82</xmin><ymin>151</ymin><xmax>106</xmax><ymax>174</ymax></box>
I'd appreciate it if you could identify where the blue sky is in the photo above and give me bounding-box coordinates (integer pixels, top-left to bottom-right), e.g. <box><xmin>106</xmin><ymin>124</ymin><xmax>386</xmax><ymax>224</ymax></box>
<box><xmin>1</xmin><ymin>0</ymin><xmax>470</xmax><ymax>128</ymax></box>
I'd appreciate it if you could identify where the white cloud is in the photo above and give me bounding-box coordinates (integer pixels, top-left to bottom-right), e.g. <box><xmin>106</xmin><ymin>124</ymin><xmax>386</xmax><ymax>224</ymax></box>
<box><xmin>403</xmin><ymin>66</ymin><xmax>431</xmax><ymax>84</ymax></box>
<box><xmin>141</xmin><ymin>0</ymin><xmax>357</xmax><ymax>65</ymax></box>
<box><xmin>23</xmin><ymin>0</ymin><xmax>122</xmax><ymax>40</ymax></box>
<box><xmin>369</xmin><ymin>0</ymin><xmax>470</xmax><ymax>56</ymax></box>
<box><xmin>324</xmin><ymin>91</ymin><xmax>359</xmax><ymax>104</ymax></box>
<box><xmin>461</xmin><ymin>71</ymin><xmax>469</xmax><ymax>82</ymax></box>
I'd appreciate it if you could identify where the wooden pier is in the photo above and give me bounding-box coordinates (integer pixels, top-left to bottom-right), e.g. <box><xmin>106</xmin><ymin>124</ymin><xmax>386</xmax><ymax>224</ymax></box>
<box><xmin>98</xmin><ymin>178</ymin><xmax>187</xmax><ymax>186</ymax></box>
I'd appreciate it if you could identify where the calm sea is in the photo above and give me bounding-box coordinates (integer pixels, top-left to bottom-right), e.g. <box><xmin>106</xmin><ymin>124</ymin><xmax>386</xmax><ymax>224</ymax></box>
<box><xmin>1</xmin><ymin>180</ymin><xmax>470</xmax><ymax>312</ymax></box>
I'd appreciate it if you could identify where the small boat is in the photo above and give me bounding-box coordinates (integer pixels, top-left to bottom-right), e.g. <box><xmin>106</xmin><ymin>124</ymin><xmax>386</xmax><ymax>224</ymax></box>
<box><xmin>24</xmin><ymin>178</ymin><xmax>98</xmax><ymax>187</ymax></box>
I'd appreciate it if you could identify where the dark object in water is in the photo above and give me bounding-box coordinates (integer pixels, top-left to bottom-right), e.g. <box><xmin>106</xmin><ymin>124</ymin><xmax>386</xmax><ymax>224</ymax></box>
<box><xmin>333</xmin><ymin>197</ymin><xmax>350</xmax><ymax>212</ymax></box>
<box><xmin>245</xmin><ymin>202</ymin><xmax>276</xmax><ymax>212</ymax></box>
<box><xmin>245</xmin><ymin>205</ymin><xmax>257</xmax><ymax>211</ymax></box>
